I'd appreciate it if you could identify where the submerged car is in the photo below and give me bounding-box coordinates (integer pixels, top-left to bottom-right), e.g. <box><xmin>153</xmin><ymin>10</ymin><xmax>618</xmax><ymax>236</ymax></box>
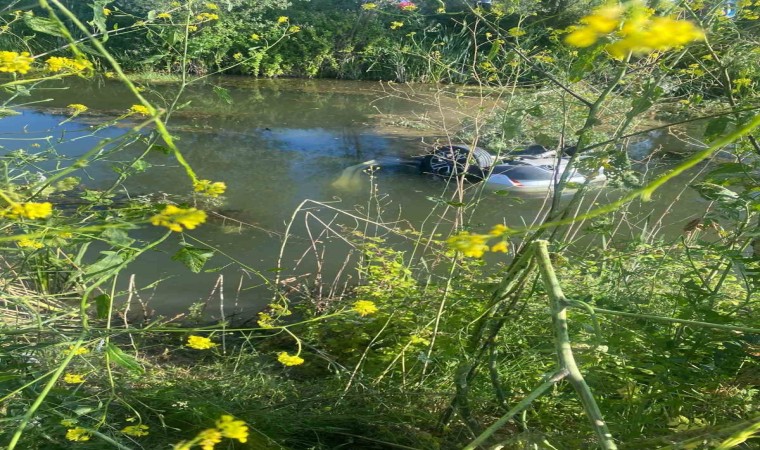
<box><xmin>416</xmin><ymin>144</ymin><xmax>605</xmax><ymax>190</ymax></box>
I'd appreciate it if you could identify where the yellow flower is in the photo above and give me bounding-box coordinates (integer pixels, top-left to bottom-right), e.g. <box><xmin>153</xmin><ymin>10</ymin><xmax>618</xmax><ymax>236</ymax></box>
<box><xmin>193</xmin><ymin>179</ymin><xmax>226</xmax><ymax>197</ymax></box>
<box><xmin>508</xmin><ymin>27</ymin><xmax>526</xmax><ymax>37</ymax></box>
<box><xmin>352</xmin><ymin>300</ymin><xmax>378</xmax><ymax>317</ymax></box>
<box><xmin>122</xmin><ymin>424</ymin><xmax>150</xmax><ymax>437</ymax></box>
<box><xmin>564</xmin><ymin>27</ymin><xmax>600</xmax><ymax>48</ymax></box>
<box><xmin>157</xmin><ymin>12</ymin><xmax>172</xmax><ymax>19</ymax></box>
<box><xmin>446</xmin><ymin>231</ymin><xmax>490</xmax><ymax>258</ymax></box>
<box><xmin>1</xmin><ymin>202</ymin><xmax>53</xmax><ymax>219</ymax></box>
<box><xmin>250</xmin><ymin>33</ymin><xmax>261</xmax><ymax>41</ymax></box>
<box><xmin>390</xmin><ymin>21</ymin><xmax>404</xmax><ymax>30</ymax></box>
<box><xmin>66</xmin><ymin>427</ymin><xmax>91</xmax><ymax>441</ymax></box>
<box><xmin>277</xmin><ymin>351</ymin><xmax>304</xmax><ymax>366</ymax></box>
<box><xmin>362</xmin><ymin>3</ymin><xmax>377</xmax><ymax>10</ymax></box>
<box><xmin>489</xmin><ymin>224</ymin><xmax>509</xmax><ymax>236</ymax></box>
<box><xmin>288</xmin><ymin>25</ymin><xmax>301</xmax><ymax>33</ymax></box>
<box><xmin>171</xmin><ymin>1</ymin><xmax>181</xmax><ymax>6</ymax></box>
<box><xmin>491</xmin><ymin>241</ymin><xmax>509</xmax><ymax>253</ymax></box>
<box><xmin>197</xmin><ymin>428</ymin><xmax>222</xmax><ymax>450</ymax></box>
<box><xmin>196</xmin><ymin>12</ymin><xmax>219</xmax><ymax>21</ymax></box>
<box><xmin>17</xmin><ymin>238</ymin><xmax>44</xmax><ymax>249</ymax></box>
<box><xmin>205</xmin><ymin>2</ymin><xmax>219</xmax><ymax>10</ymax></box>
<box><xmin>150</xmin><ymin>205</ymin><xmax>207</xmax><ymax>232</ymax></box>
<box><xmin>105</xmin><ymin>71</ymin><xmax>117</xmax><ymax>78</ymax></box>
<box><xmin>188</xmin><ymin>25</ymin><xmax>198</xmax><ymax>32</ymax></box>
<box><xmin>45</xmin><ymin>56</ymin><xmax>92</xmax><ymax>73</ymax></box>
<box><xmin>67</xmin><ymin>103</ymin><xmax>88</xmax><ymax>113</ymax></box>
<box><xmin>436</xmin><ymin>7</ymin><xmax>446</xmax><ymax>13</ymax></box>
<box><xmin>582</xmin><ymin>5</ymin><xmax>622</xmax><ymax>33</ymax></box>
<box><xmin>63</xmin><ymin>373</ymin><xmax>85</xmax><ymax>384</ymax></box>
<box><xmin>186</xmin><ymin>335</ymin><xmax>216</xmax><ymax>350</ymax></box>
<box><xmin>0</xmin><ymin>51</ymin><xmax>34</xmax><ymax>74</ymax></box>
<box><xmin>216</xmin><ymin>415</ymin><xmax>248</xmax><ymax>443</ymax></box>
<box><xmin>63</xmin><ymin>345</ymin><xmax>89</xmax><ymax>356</ymax></box>
<box><xmin>233</xmin><ymin>52</ymin><xmax>243</xmax><ymax>60</ymax></box>
<box><xmin>103</xmin><ymin>8</ymin><xmax>112</xmax><ymax>16</ymax></box>
<box><xmin>128</xmin><ymin>104</ymin><xmax>151</xmax><ymax>116</ymax></box>
<box><xmin>60</xmin><ymin>419</ymin><xmax>77</xmax><ymax>427</ymax></box>
<box><xmin>277</xmin><ymin>16</ymin><xmax>289</xmax><ymax>24</ymax></box>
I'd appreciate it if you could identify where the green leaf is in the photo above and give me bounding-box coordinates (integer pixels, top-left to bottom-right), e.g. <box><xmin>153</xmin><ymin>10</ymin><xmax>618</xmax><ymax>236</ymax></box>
<box><xmin>94</xmin><ymin>294</ymin><xmax>111</xmax><ymax>319</ymax></box>
<box><xmin>84</xmin><ymin>251</ymin><xmax>125</xmax><ymax>277</ymax></box>
<box><xmin>23</xmin><ymin>15</ymin><xmax>66</xmax><ymax>37</ymax></box>
<box><xmin>704</xmin><ymin>117</ymin><xmax>731</xmax><ymax>141</ymax></box>
<box><xmin>90</xmin><ymin>0</ymin><xmax>110</xmax><ymax>38</ymax></box>
<box><xmin>172</xmin><ymin>246</ymin><xmax>214</xmax><ymax>273</ymax></box>
<box><xmin>101</xmin><ymin>228</ymin><xmax>134</xmax><ymax>248</ymax></box>
<box><xmin>106</xmin><ymin>343</ymin><xmax>144</xmax><ymax>375</ymax></box>
<box><xmin>213</xmin><ymin>86</ymin><xmax>233</xmax><ymax>105</ymax></box>
<box><xmin>0</xmin><ymin>108</ymin><xmax>20</xmax><ymax>118</ymax></box>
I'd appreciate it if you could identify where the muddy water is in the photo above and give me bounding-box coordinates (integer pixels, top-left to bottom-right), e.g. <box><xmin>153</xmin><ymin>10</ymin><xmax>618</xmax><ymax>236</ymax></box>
<box><xmin>0</xmin><ymin>78</ymin><xmax>711</xmax><ymax>316</ymax></box>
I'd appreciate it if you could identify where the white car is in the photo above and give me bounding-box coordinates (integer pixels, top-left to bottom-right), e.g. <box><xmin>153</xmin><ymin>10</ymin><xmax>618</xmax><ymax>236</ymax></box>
<box><xmin>418</xmin><ymin>144</ymin><xmax>605</xmax><ymax>190</ymax></box>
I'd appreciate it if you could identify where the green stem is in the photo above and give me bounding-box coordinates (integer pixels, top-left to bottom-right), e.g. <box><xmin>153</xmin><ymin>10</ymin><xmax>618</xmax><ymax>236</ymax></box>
<box><xmin>464</xmin><ymin>370</ymin><xmax>569</xmax><ymax>450</ymax></box>
<box><xmin>534</xmin><ymin>240</ymin><xmax>617</xmax><ymax>450</ymax></box>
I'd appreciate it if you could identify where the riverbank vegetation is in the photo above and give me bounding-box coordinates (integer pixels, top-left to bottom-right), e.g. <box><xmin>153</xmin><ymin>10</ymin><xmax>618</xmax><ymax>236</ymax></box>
<box><xmin>1</xmin><ymin>0</ymin><xmax>759</xmax><ymax>449</ymax></box>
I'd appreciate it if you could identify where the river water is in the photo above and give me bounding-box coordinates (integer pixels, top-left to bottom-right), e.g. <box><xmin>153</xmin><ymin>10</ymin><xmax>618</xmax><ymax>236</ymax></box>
<box><xmin>0</xmin><ymin>78</ymin><xmax>712</xmax><ymax>316</ymax></box>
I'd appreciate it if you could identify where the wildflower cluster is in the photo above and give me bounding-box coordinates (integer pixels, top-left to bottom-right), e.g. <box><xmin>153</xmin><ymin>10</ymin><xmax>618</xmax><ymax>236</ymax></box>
<box><xmin>0</xmin><ymin>51</ymin><xmax>33</xmax><ymax>74</ymax></box>
<box><xmin>398</xmin><ymin>1</ymin><xmax>417</xmax><ymax>11</ymax></box>
<box><xmin>193</xmin><ymin>179</ymin><xmax>227</xmax><ymax>197</ymax></box>
<box><xmin>174</xmin><ymin>415</ymin><xmax>248</xmax><ymax>450</ymax></box>
<box><xmin>45</xmin><ymin>56</ymin><xmax>92</xmax><ymax>73</ymax></box>
<box><xmin>66</xmin><ymin>427</ymin><xmax>91</xmax><ymax>442</ymax></box>
<box><xmin>128</xmin><ymin>104</ymin><xmax>151</xmax><ymax>116</ymax></box>
<box><xmin>121</xmin><ymin>424</ymin><xmax>150</xmax><ymax>437</ymax></box>
<box><xmin>63</xmin><ymin>373</ymin><xmax>85</xmax><ymax>384</ymax></box>
<box><xmin>446</xmin><ymin>224</ymin><xmax>510</xmax><ymax>258</ymax></box>
<box><xmin>67</xmin><ymin>103</ymin><xmax>88</xmax><ymax>114</ymax></box>
<box><xmin>186</xmin><ymin>335</ymin><xmax>217</xmax><ymax>350</ymax></box>
<box><xmin>17</xmin><ymin>238</ymin><xmax>44</xmax><ymax>249</ymax></box>
<box><xmin>0</xmin><ymin>202</ymin><xmax>53</xmax><ymax>220</ymax></box>
<box><xmin>63</xmin><ymin>345</ymin><xmax>89</xmax><ymax>356</ymax></box>
<box><xmin>150</xmin><ymin>205</ymin><xmax>207</xmax><ymax>232</ymax></box>
<box><xmin>390</xmin><ymin>21</ymin><xmax>404</xmax><ymax>30</ymax></box>
<box><xmin>277</xmin><ymin>351</ymin><xmax>305</xmax><ymax>366</ymax></box>
<box><xmin>565</xmin><ymin>4</ymin><xmax>704</xmax><ymax>59</ymax></box>
<box><xmin>196</xmin><ymin>12</ymin><xmax>219</xmax><ymax>21</ymax></box>
<box><xmin>352</xmin><ymin>300</ymin><xmax>378</xmax><ymax>317</ymax></box>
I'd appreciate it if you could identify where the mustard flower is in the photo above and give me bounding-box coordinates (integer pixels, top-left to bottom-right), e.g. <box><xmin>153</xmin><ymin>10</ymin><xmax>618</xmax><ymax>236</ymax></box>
<box><xmin>63</xmin><ymin>345</ymin><xmax>89</xmax><ymax>356</ymax></box>
<box><xmin>288</xmin><ymin>25</ymin><xmax>301</xmax><ymax>33</ymax></box>
<box><xmin>491</xmin><ymin>241</ymin><xmax>508</xmax><ymax>253</ymax></box>
<box><xmin>122</xmin><ymin>424</ymin><xmax>150</xmax><ymax>437</ymax></box>
<box><xmin>250</xmin><ymin>33</ymin><xmax>261</xmax><ymax>41</ymax></box>
<box><xmin>362</xmin><ymin>3</ymin><xmax>377</xmax><ymax>10</ymax></box>
<box><xmin>193</xmin><ymin>179</ymin><xmax>227</xmax><ymax>197</ymax></box>
<box><xmin>128</xmin><ymin>104</ymin><xmax>151</xmax><ymax>116</ymax></box>
<box><xmin>67</xmin><ymin>103</ymin><xmax>88</xmax><ymax>114</ymax></box>
<box><xmin>17</xmin><ymin>238</ymin><xmax>44</xmax><ymax>249</ymax></box>
<box><xmin>45</xmin><ymin>56</ymin><xmax>91</xmax><ymax>73</ymax></box>
<box><xmin>188</xmin><ymin>25</ymin><xmax>199</xmax><ymax>32</ymax></box>
<box><xmin>157</xmin><ymin>12</ymin><xmax>172</xmax><ymax>19</ymax></box>
<box><xmin>60</xmin><ymin>419</ymin><xmax>77</xmax><ymax>427</ymax></box>
<box><xmin>63</xmin><ymin>373</ymin><xmax>85</xmax><ymax>384</ymax></box>
<box><xmin>0</xmin><ymin>51</ymin><xmax>33</xmax><ymax>74</ymax></box>
<box><xmin>186</xmin><ymin>335</ymin><xmax>216</xmax><ymax>350</ymax></box>
<box><xmin>196</xmin><ymin>12</ymin><xmax>219</xmax><ymax>21</ymax></box>
<box><xmin>150</xmin><ymin>205</ymin><xmax>207</xmax><ymax>232</ymax></box>
<box><xmin>277</xmin><ymin>16</ymin><xmax>288</xmax><ymax>24</ymax></box>
<box><xmin>66</xmin><ymin>427</ymin><xmax>91</xmax><ymax>441</ymax></box>
<box><xmin>103</xmin><ymin>8</ymin><xmax>112</xmax><ymax>16</ymax></box>
<box><xmin>390</xmin><ymin>21</ymin><xmax>404</xmax><ymax>30</ymax></box>
<box><xmin>277</xmin><ymin>351</ymin><xmax>304</xmax><ymax>366</ymax></box>
<box><xmin>1</xmin><ymin>202</ymin><xmax>53</xmax><ymax>220</ymax></box>
<box><xmin>216</xmin><ymin>415</ymin><xmax>248</xmax><ymax>443</ymax></box>
<box><xmin>233</xmin><ymin>52</ymin><xmax>243</xmax><ymax>60</ymax></box>
<box><xmin>446</xmin><ymin>231</ymin><xmax>490</xmax><ymax>258</ymax></box>
<box><xmin>489</xmin><ymin>224</ymin><xmax>509</xmax><ymax>236</ymax></box>
<box><xmin>508</xmin><ymin>27</ymin><xmax>526</xmax><ymax>37</ymax></box>
<box><xmin>197</xmin><ymin>428</ymin><xmax>222</xmax><ymax>450</ymax></box>
<box><xmin>352</xmin><ymin>300</ymin><xmax>378</xmax><ymax>317</ymax></box>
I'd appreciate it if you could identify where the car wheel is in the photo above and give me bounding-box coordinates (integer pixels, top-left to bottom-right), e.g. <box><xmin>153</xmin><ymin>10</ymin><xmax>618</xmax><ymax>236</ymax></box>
<box><xmin>420</xmin><ymin>145</ymin><xmax>494</xmax><ymax>179</ymax></box>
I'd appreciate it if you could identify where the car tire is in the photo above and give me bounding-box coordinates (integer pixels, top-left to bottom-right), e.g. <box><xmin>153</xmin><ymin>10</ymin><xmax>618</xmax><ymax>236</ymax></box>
<box><xmin>420</xmin><ymin>145</ymin><xmax>494</xmax><ymax>179</ymax></box>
